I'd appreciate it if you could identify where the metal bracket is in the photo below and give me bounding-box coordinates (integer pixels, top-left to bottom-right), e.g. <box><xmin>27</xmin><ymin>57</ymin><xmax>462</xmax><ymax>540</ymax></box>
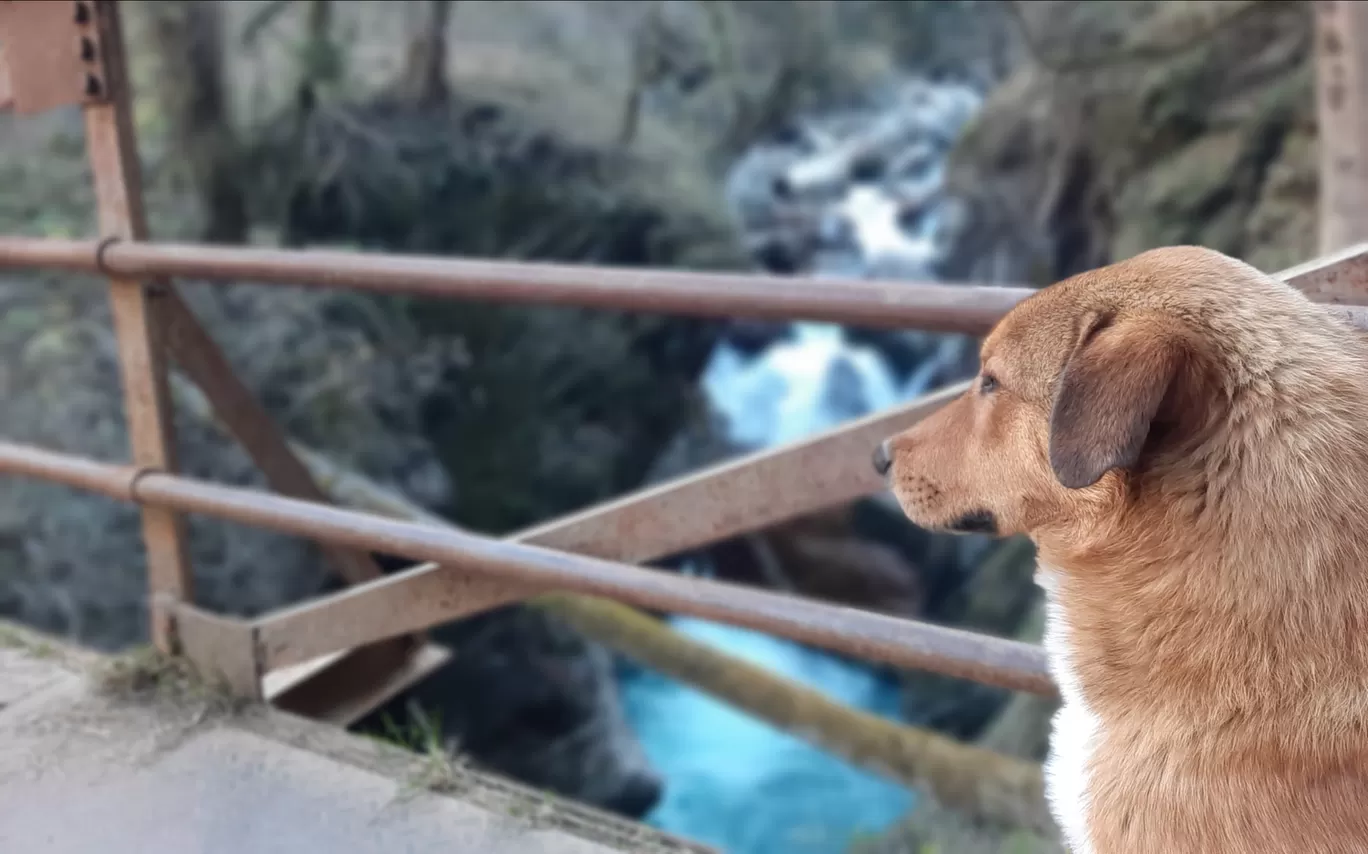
<box><xmin>0</xmin><ymin>1</ymin><xmax>111</xmax><ymax>115</ymax></box>
<box><xmin>174</xmin><ymin>604</ymin><xmax>264</xmax><ymax>701</ymax></box>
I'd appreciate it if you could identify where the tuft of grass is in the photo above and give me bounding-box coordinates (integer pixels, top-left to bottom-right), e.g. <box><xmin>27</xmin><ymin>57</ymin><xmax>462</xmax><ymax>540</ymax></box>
<box><xmin>0</xmin><ymin>622</ymin><xmax>68</xmax><ymax>662</ymax></box>
<box><xmin>0</xmin><ymin>624</ymin><xmax>27</xmax><ymax>650</ymax></box>
<box><xmin>90</xmin><ymin>644</ymin><xmax>242</xmax><ymax>718</ymax></box>
<box><xmin>372</xmin><ymin>701</ymin><xmax>473</xmax><ymax>798</ymax></box>
<box><xmin>504</xmin><ymin>787</ymin><xmax>566</xmax><ymax>831</ymax></box>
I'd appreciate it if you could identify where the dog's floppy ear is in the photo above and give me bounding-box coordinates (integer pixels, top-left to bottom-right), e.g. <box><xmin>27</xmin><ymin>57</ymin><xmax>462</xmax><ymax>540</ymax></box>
<box><xmin>1049</xmin><ymin>313</ymin><xmax>1183</xmax><ymax>489</ymax></box>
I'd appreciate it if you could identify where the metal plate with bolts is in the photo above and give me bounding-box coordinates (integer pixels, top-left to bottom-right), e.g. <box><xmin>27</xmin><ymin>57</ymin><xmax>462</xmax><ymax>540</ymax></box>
<box><xmin>0</xmin><ymin>0</ymin><xmax>109</xmax><ymax>115</ymax></box>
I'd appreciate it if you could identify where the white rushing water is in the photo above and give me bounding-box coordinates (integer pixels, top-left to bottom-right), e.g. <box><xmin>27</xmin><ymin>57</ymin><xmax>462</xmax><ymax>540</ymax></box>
<box><xmin>620</xmin><ymin>77</ymin><xmax>984</xmax><ymax>853</ymax></box>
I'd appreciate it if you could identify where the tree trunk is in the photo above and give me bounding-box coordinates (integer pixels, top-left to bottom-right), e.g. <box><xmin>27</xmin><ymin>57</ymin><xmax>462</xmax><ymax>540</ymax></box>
<box><xmin>1316</xmin><ymin>1</ymin><xmax>1368</xmax><ymax>254</ymax></box>
<box><xmin>143</xmin><ymin>0</ymin><xmax>248</xmax><ymax>244</ymax></box>
<box><xmin>396</xmin><ymin>0</ymin><xmax>454</xmax><ymax>107</ymax></box>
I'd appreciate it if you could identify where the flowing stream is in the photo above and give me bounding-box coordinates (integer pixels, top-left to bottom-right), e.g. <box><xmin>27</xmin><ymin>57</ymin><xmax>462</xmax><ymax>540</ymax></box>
<box><xmin>619</xmin><ymin>77</ymin><xmax>984</xmax><ymax>853</ymax></box>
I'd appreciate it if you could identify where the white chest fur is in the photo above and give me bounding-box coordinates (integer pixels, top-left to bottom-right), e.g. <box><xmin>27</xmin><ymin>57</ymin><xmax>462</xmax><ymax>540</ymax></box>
<box><xmin>1037</xmin><ymin>565</ymin><xmax>1101</xmax><ymax>854</ymax></box>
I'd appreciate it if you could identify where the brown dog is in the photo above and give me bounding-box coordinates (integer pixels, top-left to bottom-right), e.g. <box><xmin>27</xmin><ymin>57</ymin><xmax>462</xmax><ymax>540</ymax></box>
<box><xmin>874</xmin><ymin>246</ymin><xmax>1368</xmax><ymax>853</ymax></box>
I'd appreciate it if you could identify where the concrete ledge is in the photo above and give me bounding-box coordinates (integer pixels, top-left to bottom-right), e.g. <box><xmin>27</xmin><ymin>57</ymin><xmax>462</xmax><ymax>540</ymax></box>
<box><xmin>0</xmin><ymin>620</ymin><xmax>712</xmax><ymax>854</ymax></box>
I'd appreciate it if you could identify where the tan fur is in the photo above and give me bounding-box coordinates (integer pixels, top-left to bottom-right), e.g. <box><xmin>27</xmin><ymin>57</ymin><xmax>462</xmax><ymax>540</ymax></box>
<box><xmin>879</xmin><ymin>246</ymin><xmax>1368</xmax><ymax>853</ymax></box>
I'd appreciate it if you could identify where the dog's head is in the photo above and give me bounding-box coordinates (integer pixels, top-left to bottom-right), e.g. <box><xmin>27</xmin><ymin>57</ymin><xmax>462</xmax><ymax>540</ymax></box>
<box><xmin>875</xmin><ymin>246</ymin><xmax>1296</xmax><ymax>541</ymax></box>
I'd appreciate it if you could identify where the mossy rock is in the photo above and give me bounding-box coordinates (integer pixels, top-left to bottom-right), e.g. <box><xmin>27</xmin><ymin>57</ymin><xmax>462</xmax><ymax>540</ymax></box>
<box><xmin>1242</xmin><ymin>125</ymin><xmax>1317</xmax><ymax>272</ymax></box>
<box><xmin>941</xmin><ymin>0</ymin><xmax>1315</xmax><ymax>284</ymax></box>
<box><xmin>848</xmin><ymin>797</ymin><xmax>1063</xmax><ymax>854</ymax></box>
<box><xmin>1110</xmin><ymin>129</ymin><xmax>1252</xmax><ymax>258</ymax></box>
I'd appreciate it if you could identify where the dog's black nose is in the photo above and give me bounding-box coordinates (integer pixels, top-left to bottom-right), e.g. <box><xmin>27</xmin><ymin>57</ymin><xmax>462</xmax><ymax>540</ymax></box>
<box><xmin>872</xmin><ymin>440</ymin><xmax>893</xmax><ymax>476</ymax></box>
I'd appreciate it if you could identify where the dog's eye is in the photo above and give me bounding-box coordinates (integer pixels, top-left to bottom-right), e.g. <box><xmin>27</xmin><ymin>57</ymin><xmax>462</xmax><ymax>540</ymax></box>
<box><xmin>979</xmin><ymin>373</ymin><xmax>999</xmax><ymax>394</ymax></box>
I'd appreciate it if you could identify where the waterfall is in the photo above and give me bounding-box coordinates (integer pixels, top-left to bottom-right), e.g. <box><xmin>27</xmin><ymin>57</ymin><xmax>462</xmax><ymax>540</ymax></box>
<box><xmin>621</xmin><ymin>75</ymin><xmax>984</xmax><ymax>854</ymax></box>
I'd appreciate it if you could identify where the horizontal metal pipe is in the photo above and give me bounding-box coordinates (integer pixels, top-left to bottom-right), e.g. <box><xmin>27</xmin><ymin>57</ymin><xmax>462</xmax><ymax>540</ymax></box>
<box><xmin>0</xmin><ymin>236</ymin><xmax>1031</xmax><ymax>334</ymax></box>
<box><xmin>0</xmin><ymin>442</ymin><xmax>140</xmax><ymax>500</ymax></box>
<box><xmin>3</xmin><ymin>236</ymin><xmax>1368</xmax><ymax>332</ymax></box>
<box><xmin>242</xmin><ymin>384</ymin><xmax>969</xmax><ymax>674</ymax></box>
<box><xmin>0</xmin><ymin>439</ymin><xmax>1054</xmax><ymax>695</ymax></box>
<box><xmin>0</xmin><ymin>236</ymin><xmax>104</xmax><ymax>273</ymax></box>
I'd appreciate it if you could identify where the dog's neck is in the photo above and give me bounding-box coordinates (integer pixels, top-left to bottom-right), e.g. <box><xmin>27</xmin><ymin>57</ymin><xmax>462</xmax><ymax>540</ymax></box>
<box><xmin>1035</xmin><ymin>314</ymin><xmax>1368</xmax><ymax>766</ymax></box>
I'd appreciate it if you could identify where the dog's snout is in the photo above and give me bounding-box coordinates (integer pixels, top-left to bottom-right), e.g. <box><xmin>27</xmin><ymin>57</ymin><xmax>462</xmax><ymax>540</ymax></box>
<box><xmin>872</xmin><ymin>439</ymin><xmax>893</xmax><ymax>476</ymax></box>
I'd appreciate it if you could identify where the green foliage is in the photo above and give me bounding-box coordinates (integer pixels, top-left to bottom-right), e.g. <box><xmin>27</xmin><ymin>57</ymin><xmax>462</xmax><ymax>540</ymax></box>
<box><xmin>370</xmin><ymin>702</ymin><xmax>477</xmax><ymax>798</ymax></box>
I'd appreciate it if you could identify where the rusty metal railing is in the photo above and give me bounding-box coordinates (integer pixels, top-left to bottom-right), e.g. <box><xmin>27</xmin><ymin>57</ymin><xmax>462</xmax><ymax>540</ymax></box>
<box><xmin>5</xmin><ymin>1</ymin><xmax>1368</xmax><ymax>723</ymax></box>
<box><xmin>0</xmin><ymin>440</ymin><xmax>1054</xmax><ymax>695</ymax></box>
<box><xmin>0</xmin><ymin>236</ymin><xmax>1029</xmax><ymax>333</ymax></box>
<box><xmin>5</xmin><ymin>235</ymin><xmax>1368</xmax><ymax>329</ymax></box>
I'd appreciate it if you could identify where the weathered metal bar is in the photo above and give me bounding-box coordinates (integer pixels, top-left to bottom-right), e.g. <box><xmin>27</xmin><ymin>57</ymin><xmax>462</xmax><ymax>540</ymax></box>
<box><xmin>2</xmin><ymin>235</ymin><xmax>1368</xmax><ymax>329</ymax></box>
<box><xmin>0</xmin><ymin>439</ymin><xmax>1054</xmax><ymax>696</ymax></box>
<box><xmin>1283</xmin><ymin>240</ymin><xmax>1368</xmax><ymax>304</ymax></box>
<box><xmin>101</xmin><ymin>243</ymin><xmax>1027</xmax><ymax>333</ymax></box>
<box><xmin>82</xmin><ymin>0</ymin><xmax>193</xmax><ymax>653</ymax></box>
<box><xmin>256</xmin><ymin>386</ymin><xmax>969</xmax><ymax>674</ymax></box>
<box><xmin>0</xmin><ymin>440</ymin><xmax>140</xmax><ymax>501</ymax></box>
<box><xmin>73</xmin><ymin>0</ymin><xmax>413</xmax><ymax>709</ymax></box>
<box><xmin>144</xmin><ymin>471</ymin><xmax>1054</xmax><ymax>696</ymax></box>
<box><xmin>264</xmin><ymin>636</ymin><xmax>453</xmax><ymax>727</ymax></box>
<box><xmin>160</xmin><ymin>296</ymin><xmax>444</xmax><ymax>717</ymax></box>
<box><xmin>263</xmin><ymin>568</ymin><xmax>529</xmax><ymax>675</ymax></box>
<box><xmin>0</xmin><ymin>1</ymin><xmax>110</xmax><ymax>116</ymax></box>
<box><xmin>514</xmin><ymin>381</ymin><xmax>967</xmax><ymax>560</ymax></box>
<box><xmin>173</xmin><ymin>603</ymin><xmax>263</xmax><ymax>700</ymax></box>
<box><xmin>159</xmin><ymin>295</ymin><xmax>385</xmax><ymax>586</ymax></box>
<box><xmin>0</xmin><ymin>237</ymin><xmax>1031</xmax><ymax>334</ymax></box>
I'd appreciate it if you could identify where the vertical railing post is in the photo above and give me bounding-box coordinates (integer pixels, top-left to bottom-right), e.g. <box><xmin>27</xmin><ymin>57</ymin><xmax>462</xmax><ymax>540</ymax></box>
<box><xmin>82</xmin><ymin>0</ymin><xmax>195</xmax><ymax>653</ymax></box>
<box><xmin>0</xmin><ymin>46</ymin><xmax>12</xmax><ymax>112</ymax></box>
<box><xmin>1315</xmin><ymin>1</ymin><xmax>1368</xmax><ymax>254</ymax></box>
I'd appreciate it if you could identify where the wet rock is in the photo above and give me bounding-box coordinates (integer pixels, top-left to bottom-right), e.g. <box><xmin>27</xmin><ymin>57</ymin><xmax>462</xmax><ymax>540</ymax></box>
<box><xmin>850</xmin><ymin>797</ymin><xmax>1063</xmax><ymax>854</ymax></box>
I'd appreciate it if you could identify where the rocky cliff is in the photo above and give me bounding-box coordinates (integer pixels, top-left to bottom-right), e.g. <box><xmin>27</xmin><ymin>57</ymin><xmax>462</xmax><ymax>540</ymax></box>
<box><xmin>939</xmin><ymin>0</ymin><xmax>1315</xmax><ymax>286</ymax></box>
